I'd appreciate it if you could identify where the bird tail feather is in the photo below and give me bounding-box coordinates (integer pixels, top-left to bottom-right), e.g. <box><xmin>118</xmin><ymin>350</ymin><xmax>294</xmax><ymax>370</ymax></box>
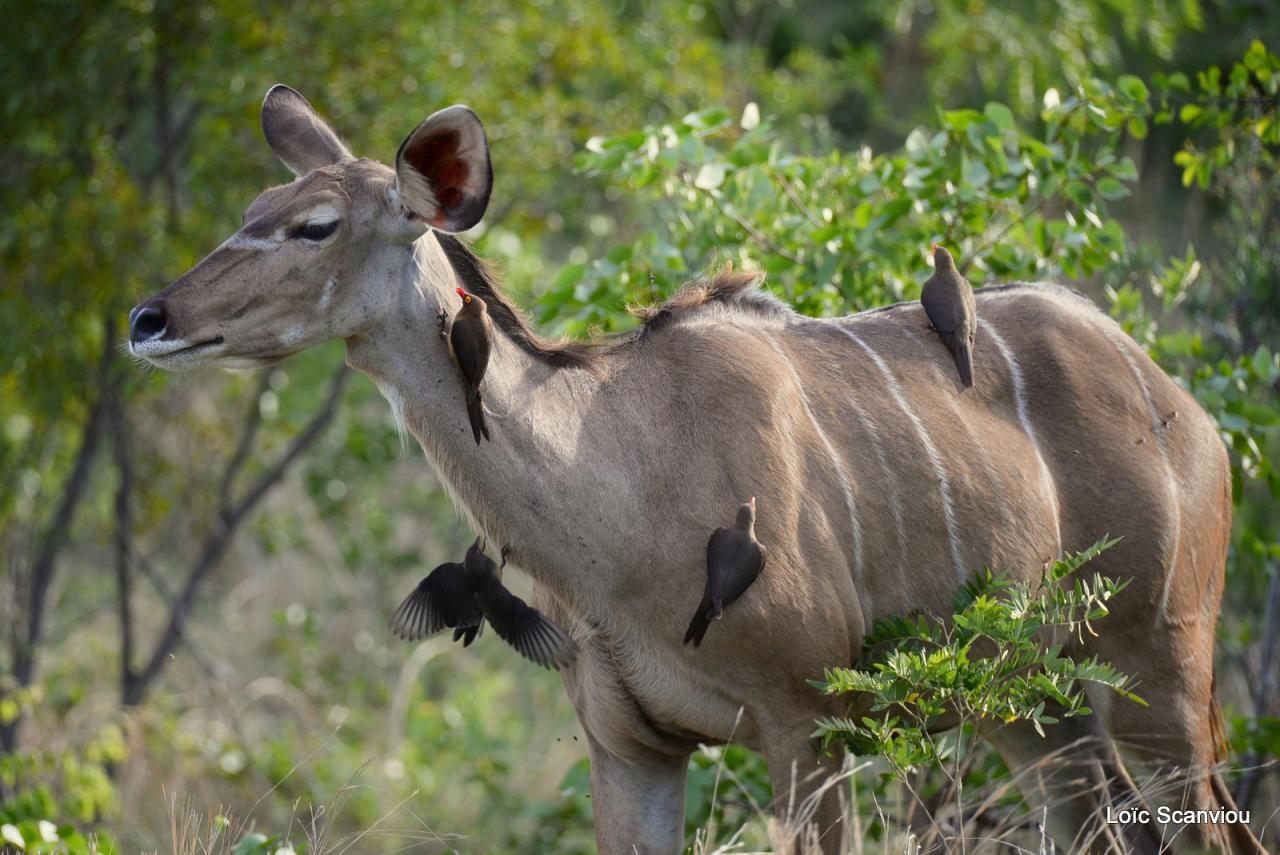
<box><xmin>466</xmin><ymin>387</ymin><xmax>489</xmax><ymax>444</ymax></box>
<box><xmin>683</xmin><ymin>607</ymin><xmax>712</xmax><ymax>647</ymax></box>
<box><xmin>954</xmin><ymin>341</ymin><xmax>974</xmax><ymax>387</ymax></box>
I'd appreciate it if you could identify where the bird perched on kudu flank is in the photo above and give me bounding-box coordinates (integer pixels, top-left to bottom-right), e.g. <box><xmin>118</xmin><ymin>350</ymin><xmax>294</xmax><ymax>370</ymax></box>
<box><xmin>921</xmin><ymin>244</ymin><xmax>977</xmax><ymax>387</ymax></box>
<box><xmin>463</xmin><ymin>539</ymin><xmax>577</xmax><ymax>670</ymax></box>
<box><xmin>390</xmin><ymin>560</ymin><xmax>485</xmax><ymax>646</ymax></box>
<box><xmin>447</xmin><ymin>286</ymin><xmax>492</xmax><ymax>444</ymax></box>
<box><xmin>684</xmin><ymin>497</ymin><xmax>767</xmax><ymax>647</ymax></box>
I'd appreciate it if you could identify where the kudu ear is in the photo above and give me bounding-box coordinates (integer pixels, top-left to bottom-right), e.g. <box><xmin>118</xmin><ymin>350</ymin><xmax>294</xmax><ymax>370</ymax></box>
<box><xmin>394</xmin><ymin>105</ymin><xmax>493</xmax><ymax>234</ymax></box>
<box><xmin>260</xmin><ymin>84</ymin><xmax>353</xmax><ymax>176</ymax></box>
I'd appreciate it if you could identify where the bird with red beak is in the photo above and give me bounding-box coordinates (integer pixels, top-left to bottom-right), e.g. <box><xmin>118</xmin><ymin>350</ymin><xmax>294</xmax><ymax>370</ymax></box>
<box><xmin>448</xmin><ymin>286</ymin><xmax>493</xmax><ymax>444</ymax></box>
<box><xmin>684</xmin><ymin>497</ymin><xmax>767</xmax><ymax>647</ymax></box>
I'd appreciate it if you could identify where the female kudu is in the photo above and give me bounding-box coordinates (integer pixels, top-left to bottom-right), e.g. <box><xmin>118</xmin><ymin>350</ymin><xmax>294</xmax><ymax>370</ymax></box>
<box><xmin>129</xmin><ymin>86</ymin><xmax>1263</xmax><ymax>854</ymax></box>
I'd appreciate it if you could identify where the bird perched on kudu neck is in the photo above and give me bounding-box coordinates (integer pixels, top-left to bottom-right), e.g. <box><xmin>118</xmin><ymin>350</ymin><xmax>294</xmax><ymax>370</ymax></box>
<box><xmin>448</xmin><ymin>287</ymin><xmax>492</xmax><ymax>444</ymax></box>
<box><xmin>921</xmin><ymin>244</ymin><xmax>977</xmax><ymax>387</ymax></box>
<box><xmin>462</xmin><ymin>539</ymin><xmax>577</xmax><ymax>670</ymax></box>
<box><xmin>684</xmin><ymin>497</ymin><xmax>767</xmax><ymax>647</ymax></box>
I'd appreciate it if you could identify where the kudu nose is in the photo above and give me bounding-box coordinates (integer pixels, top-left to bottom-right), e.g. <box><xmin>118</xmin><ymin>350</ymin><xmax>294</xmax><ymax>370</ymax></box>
<box><xmin>129</xmin><ymin>300</ymin><xmax>169</xmax><ymax>342</ymax></box>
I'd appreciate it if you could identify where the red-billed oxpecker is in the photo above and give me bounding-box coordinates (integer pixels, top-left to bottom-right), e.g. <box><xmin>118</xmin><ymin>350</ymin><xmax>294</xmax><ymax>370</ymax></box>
<box><xmin>463</xmin><ymin>539</ymin><xmax>577</xmax><ymax>670</ymax></box>
<box><xmin>391</xmin><ymin>560</ymin><xmax>484</xmax><ymax>646</ymax></box>
<box><xmin>921</xmin><ymin>244</ymin><xmax>977</xmax><ymax>387</ymax></box>
<box><xmin>684</xmin><ymin>497</ymin><xmax>767</xmax><ymax>647</ymax></box>
<box><xmin>448</xmin><ymin>287</ymin><xmax>492</xmax><ymax>444</ymax></box>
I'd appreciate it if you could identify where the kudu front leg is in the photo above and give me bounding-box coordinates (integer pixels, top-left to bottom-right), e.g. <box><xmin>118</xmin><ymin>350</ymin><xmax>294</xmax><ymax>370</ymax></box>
<box><xmin>586</xmin><ymin>731</ymin><xmax>690</xmax><ymax>855</ymax></box>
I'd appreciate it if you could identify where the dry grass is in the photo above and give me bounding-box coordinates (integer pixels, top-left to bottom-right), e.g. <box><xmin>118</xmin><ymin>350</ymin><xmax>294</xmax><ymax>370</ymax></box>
<box><xmin>685</xmin><ymin>734</ymin><xmax>1275</xmax><ymax>855</ymax></box>
<box><xmin>158</xmin><ymin>742</ymin><xmax>463</xmax><ymax>855</ymax></box>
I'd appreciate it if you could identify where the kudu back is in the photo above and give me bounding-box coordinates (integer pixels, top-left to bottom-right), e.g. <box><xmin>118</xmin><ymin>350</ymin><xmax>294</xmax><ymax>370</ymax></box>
<box><xmin>129</xmin><ymin>86</ymin><xmax>1264</xmax><ymax>854</ymax></box>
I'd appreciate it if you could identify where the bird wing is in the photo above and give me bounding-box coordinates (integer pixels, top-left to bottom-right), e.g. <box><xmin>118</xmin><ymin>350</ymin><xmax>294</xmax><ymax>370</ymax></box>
<box><xmin>390</xmin><ymin>563</ymin><xmax>483</xmax><ymax>641</ymax></box>
<box><xmin>450</xmin><ymin>314</ymin><xmax>491</xmax><ymax>389</ymax></box>
<box><xmin>707</xmin><ymin>528</ymin><xmax>764</xmax><ymax>607</ymax></box>
<box><xmin>475</xmin><ymin>578</ymin><xmax>577</xmax><ymax>670</ymax></box>
<box><xmin>920</xmin><ymin>276</ymin><xmax>957</xmax><ymax>335</ymax></box>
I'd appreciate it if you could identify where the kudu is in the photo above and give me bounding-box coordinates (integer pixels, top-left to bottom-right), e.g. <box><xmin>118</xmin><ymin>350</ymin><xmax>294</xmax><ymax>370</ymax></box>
<box><xmin>129</xmin><ymin>86</ymin><xmax>1264</xmax><ymax>854</ymax></box>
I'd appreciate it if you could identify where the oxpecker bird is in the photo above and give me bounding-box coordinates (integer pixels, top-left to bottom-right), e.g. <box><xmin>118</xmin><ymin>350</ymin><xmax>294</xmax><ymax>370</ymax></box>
<box><xmin>448</xmin><ymin>287</ymin><xmax>492</xmax><ymax>444</ymax></box>
<box><xmin>921</xmin><ymin>245</ymin><xmax>977</xmax><ymax>387</ymax></box>
<box><xmin>464</xmin><ymin>539</ymin><xmax>577</xmax><ymax>670</ymax></box>
<box><xmin>684</xmin><ymin>497</ymin><xmax>767</xmax><ymax>647</ymax></box>
<box><xmin>391</xmin><ymin>561</ymin><xmax>484</xmax><ymax>645</ymax></box>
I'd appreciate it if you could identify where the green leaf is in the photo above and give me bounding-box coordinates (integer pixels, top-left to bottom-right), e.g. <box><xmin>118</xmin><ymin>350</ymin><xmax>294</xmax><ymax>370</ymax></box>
<box><xmin>1097</xmin><ymin>177</ymin><xmax>1130</xmax><ymax>200</ymax></box>
<box><xmin>1117</xmin><ymin>75</ymin><xmax>1149</xmax><ymax>102</ymax></box>
<box><xmin>550</xmin><ymin>262</ymin><xmax>586</xmax><ymax>291</ymax></box>
<box><xmin>963</xmin><ymin>157</ymin><xmax>991</xmax><ymax>188</ymax></box>
<box><xmin>983</xmin><ymin>102</ymin><xmax>1017</xmax><ymax>133</ymax></box>
<box><xmin>233</xmin><ymin>832</ymin><xmax>272</xmax><ymax>855</ymax></box>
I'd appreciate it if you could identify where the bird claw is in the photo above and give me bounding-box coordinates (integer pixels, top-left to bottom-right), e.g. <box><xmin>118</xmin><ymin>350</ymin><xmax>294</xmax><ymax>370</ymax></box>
<box><xmin>500</xmin><ymin>545</ymin><xmax>511</xmax><ymax>568</ymax></box>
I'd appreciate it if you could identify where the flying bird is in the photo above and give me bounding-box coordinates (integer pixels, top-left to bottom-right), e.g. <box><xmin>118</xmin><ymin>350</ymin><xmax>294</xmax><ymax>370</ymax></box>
<box><xmin>684</xmin><ymin>497</ymin><xmax>767</xmax><ymax>647</ymax></box>
<box><xmin>463</xmin><ymin>539</ymin><xmax>577</xmax><ymax>670</ymax></box>
<box><xmin>448</xmin><ymin>287</ymin><xmax>493</xmax><ymax>444</ymax></box>
<box><xmin>921</xmin><ymin>244</ymin><xmax>977</xmax><ymax>387</ymax></box>
<box><xmin>390</xmin><ymin>560</ymin><xmax>485</xmax><ymax>645</ymax></box>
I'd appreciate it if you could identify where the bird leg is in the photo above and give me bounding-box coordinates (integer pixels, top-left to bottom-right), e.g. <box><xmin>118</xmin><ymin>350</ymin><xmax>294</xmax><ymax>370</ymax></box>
<box><xmin>500</xmin><ymin>545</ymin><xmax>511</xmax><ymax>568</ymax></box>
<box><xmin>437</xmin><ymin>307</ymin><xmax>450</xmax><ymax>338</ymax></box>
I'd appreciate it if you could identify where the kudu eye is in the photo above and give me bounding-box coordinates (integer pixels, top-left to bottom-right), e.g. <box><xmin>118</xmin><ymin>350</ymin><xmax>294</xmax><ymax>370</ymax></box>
<box><xmin>290</xmin><ymin>219</ymin><xmax>340</xmax><ymax>242</ymax></box>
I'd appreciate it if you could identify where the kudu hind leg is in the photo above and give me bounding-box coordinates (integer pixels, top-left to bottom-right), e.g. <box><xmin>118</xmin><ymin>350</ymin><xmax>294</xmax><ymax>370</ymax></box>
<box><xmin>984</xmin><ymin>710</ymin><xmax>1164</xmax><ymax>854</ymax></box>
<box><xmin>1087</xmin><ymin>634</ymin><xmax>1267</xmax><ymax>854</ymax></box>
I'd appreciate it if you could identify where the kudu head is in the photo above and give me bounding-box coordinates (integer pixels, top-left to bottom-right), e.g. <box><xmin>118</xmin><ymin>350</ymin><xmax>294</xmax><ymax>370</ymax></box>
<box><xmin>129</xmin><ymin>85</ymin><xmax>492</xmax><ymax>369</ymax></box>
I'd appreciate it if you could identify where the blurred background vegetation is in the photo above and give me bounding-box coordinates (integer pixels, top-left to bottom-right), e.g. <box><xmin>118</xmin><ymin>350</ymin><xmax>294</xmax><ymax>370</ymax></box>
<box><xmin>2</xmin><ymin>0</ymin><xmax>1278</xmax><ymax>852</ymax></box>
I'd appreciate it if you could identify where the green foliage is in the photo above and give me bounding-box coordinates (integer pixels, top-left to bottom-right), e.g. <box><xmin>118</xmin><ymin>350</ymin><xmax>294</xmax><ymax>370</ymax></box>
<box><xmin>546</xmin><ymin>89</ymin><xmax>1139</xmax><ymax>329</ymax></box>
<box><xmin>810</xmin><ymin>540</ymin><xmax>1140</xmax><ymax>778</ymax></box>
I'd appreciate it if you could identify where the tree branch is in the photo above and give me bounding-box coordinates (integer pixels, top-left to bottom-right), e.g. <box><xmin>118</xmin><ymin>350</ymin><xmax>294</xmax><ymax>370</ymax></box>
<box><xmin>109</xmin><ymin>376</ymin><xmax>137</xmax><ymax>704</ymax></box>
<box><xmin>126</xmin><ymin>363</ymin><xmax>350</xmax><ymax>706</ymax></box>
<box><xmin>2</xmin><ymin>318</ymin><xmax>116</xmax><ymax>751</ymax></box>
<box><xmin>677</xmin><ymin>168</ymin><xmax>806</xmax><ymax>265</ymax></box>
<box><xmin>219</xmin><ymin>371</ymin><xmax>271</xmax><ymax>510</ymax></box>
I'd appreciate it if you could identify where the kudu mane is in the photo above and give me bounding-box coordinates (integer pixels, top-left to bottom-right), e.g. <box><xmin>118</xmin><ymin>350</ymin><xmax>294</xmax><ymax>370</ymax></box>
<box><xmin>436</xmin><ymin>232</ymin><xmax>788</xmax><ymax>370</ymax></box>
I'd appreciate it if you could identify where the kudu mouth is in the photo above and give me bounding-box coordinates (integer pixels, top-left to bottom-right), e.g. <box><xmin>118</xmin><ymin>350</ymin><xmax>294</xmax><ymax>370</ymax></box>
<box><xmin>127</xmin><ymin>298</ymin><xmax>227</xmax><ymax>367</ymax></box>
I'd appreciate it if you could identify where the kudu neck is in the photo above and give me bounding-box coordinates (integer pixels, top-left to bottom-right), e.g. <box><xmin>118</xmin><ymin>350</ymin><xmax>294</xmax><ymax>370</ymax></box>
<box><xmin>343</xmin><ymin>233</ymin><xmax>604</xmax><ymax>593</ymax></box>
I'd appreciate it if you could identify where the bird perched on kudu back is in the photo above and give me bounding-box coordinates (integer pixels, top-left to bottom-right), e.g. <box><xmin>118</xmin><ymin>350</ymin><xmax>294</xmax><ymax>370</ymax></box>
<box><xmin>448</xmin><ymin>287</ymin><xmax>492</xmax><ymax>444</ymax></box>
<box><xmin>921</xmin><ymin>245</ymin><xmax>977</xmax><ymax>387</ymax></box>
<box><xmin>684</xmin><ymin>497</ymin><xmax>767</xmax><ymax>647</ymax></box>
<box><xmin>390</xmin><ymin>560</ymin><xmax>485</xmax><ymax>646</ymax></box>
<box><xmin>463</xmin><ymin>539</ymin><xmax>577</xmax><ymax>670</ymax></box>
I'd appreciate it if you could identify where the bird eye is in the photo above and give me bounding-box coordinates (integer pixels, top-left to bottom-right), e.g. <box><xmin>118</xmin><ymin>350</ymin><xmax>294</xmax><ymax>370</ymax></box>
<box><xmin>290</xmin><ymin>219</ymin><xmax>340</xmax><ymax>241</ymax></box>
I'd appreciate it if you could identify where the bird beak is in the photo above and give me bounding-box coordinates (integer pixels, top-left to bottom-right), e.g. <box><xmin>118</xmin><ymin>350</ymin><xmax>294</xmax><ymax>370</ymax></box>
<box><xmin>455</xmin><ymin>287</ymin><xmax>467</xmax><ymax>299</ymax></box>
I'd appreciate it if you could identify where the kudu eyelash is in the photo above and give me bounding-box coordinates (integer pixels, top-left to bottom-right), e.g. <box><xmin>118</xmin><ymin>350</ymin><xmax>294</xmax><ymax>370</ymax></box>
<box><xmin>289</xmin><ymin>219</ymin><xmax>340</xmax><ymax>241</ymax></box>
